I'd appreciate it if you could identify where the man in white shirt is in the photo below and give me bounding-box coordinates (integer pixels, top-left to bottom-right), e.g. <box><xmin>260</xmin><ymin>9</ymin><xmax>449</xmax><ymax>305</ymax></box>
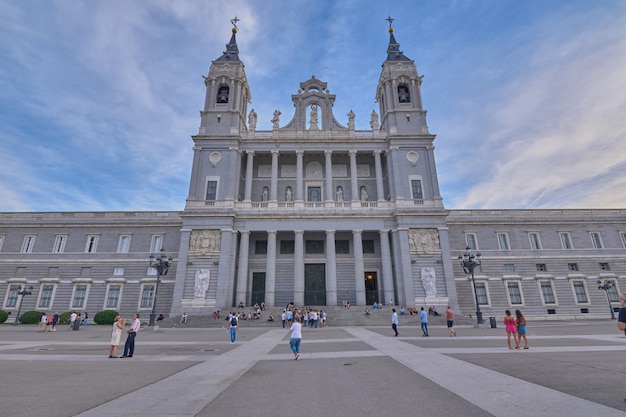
<box><xmin>391</xmin><ymin>309</ymin><xmax>398</xmax><ymax>337</ymax></box>
<box><xmin>69</xmin><ymin>311</ymin><xmax>77</xmax><ymax>329</ymax></box>
<box><xmin>121</xmin><ymin>314</ymin><xmax>140</xmax><ymax>358</ymax></box>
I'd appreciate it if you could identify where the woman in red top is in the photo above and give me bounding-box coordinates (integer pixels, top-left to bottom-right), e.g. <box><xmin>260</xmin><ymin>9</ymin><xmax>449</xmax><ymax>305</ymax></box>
<box><xmin>503</xmin><ymin>310</ymin><xmax>520</xmax><ymax>350</ymax></box>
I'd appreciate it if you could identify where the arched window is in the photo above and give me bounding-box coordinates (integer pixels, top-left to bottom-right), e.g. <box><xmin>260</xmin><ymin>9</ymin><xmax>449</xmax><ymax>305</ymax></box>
<box><xmin>398</xmin><ymin>85</ymin><xmax>410</xmax><ymax>103</ymax></box>
<box><xmin>217</xmin><ymin>86</ymin><xmax>229</xmax><ymax>103</ymax></box>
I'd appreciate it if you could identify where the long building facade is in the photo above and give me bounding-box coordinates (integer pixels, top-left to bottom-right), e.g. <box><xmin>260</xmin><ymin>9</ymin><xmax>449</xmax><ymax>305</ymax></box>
<box><xmin>1</xmin><ymin>24</ymin><xmax>625</xmax><ymax>321</ymax></box>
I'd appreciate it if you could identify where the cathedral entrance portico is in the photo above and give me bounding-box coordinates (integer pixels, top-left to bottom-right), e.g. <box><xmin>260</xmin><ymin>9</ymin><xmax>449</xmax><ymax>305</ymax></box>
<box><xmin>304</xmin><ymin>263</ymin><xmax>326</xmax><ymax>305</ymax></box>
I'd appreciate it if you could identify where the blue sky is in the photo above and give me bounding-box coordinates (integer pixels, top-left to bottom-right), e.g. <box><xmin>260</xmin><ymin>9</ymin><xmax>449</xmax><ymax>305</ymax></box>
<box><xmin>1</xmin><ymin>1</ymin><xmax>625</xmax><ymax>212</ymax></box>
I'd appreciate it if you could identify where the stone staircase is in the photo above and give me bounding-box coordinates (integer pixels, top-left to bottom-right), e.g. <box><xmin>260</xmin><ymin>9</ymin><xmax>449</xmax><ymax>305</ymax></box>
<box><xmin>157</xmin><ymin>306</ymin><xmax>474</xmax><ymax>329</ymax></box>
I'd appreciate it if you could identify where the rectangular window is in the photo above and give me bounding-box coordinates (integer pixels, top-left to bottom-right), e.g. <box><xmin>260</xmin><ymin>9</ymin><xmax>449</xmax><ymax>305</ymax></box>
<box><xmin>206</xmin><ymin>180</ymin><xmax>218</xmax><ymax>200</ymax></box>
<box><xmin>590</xmin><ymin>232</ymin><xmax>604</xmax><ymax>249</ymax></box>
<box><xmin>21</xmin><ymin>235</ymin><xmax>36</xmax><ymax>253</ymax></box>
<box><xmin>507</xmin><ymin>282</ymin><xmax>523</xmax><ymax>305</ymax></box>
<box><xmin>72</xmin><ymin>284</ymin><xmax>88</xmax><ymax>309</ymax></box>
<box><xmin>53</xmin><ymin>235</ymin><xmax>67</xmax><ymax>253</ymax></box>
<box><xmin>6</xmin><ymin>285</ymin><xmax>21</xmax><ymax>308</ymax></box>
<box><xmin>305</xmin><ymin>240</ymin><xmax>324</xmax><ymax>254</ymax></box>
<box><xmin>106</xmin><ymin>284</ymin><xmax>122</xmax><ymax>309</ymax></box>
<box><xmin>540</xmin><ymin>281</ymin><xmax>556</xmax><ymax>304</ymax></box>
<box><xmin>465</xmin><ymin>233</ymin><xmax>478</xmax><ymax>251</ymax></box>
<box><xmin>335</xmin><ymin>240</ymin><xmax>350</xmax><ymax>254</ymax></box>
<box><xmin>560</xmin><ymin>232</ymin><xmax>573</xmax><ymax>249</ymax></box>
<box><xmin>150</xmin><ymin>235</ymin><xmax>164</xmax><ymax>253</ymax></box>
<box><xmin>38</xmin><ymin>284</ymin><xmax>55</xmax><ymax>308</ymax></box>
<box><xmin>607</xmin><ymin>283</ymin><xmax>619</xmax><ymax>302</ymax></box>
<box><xmin>0</xmin><ymin>235</ymin><xmax>5</xmax><ymax>251</ymax></box>
<box><xmin>113</xmin><ymin>267</ymin><xmax>124</xmax><ymax>276</ymax></box>
<box><xmin>536</xmin><ymin>263</ymin><xmax>547</xmax><ymax>272</ymax></box>
<box><xmin>411</xmin><ymin>179</ymin><xmax>423</xmax><ymax>200</ymax></box>
<box><xmin>497</xmin><ymin>233</ymin><xmax>510</xmax><ymax>250</ymax></box>
<box><xmin>621</xmin><ymin>232</ymin><xmax>626</xmax><ymax>249</ymax></box>
<box><xmin>280</xmin><ymin>240</ymin><xmax>294</xmax><ymax>254</ymax></box>
<box><xmin>528</xmin><ymin>232</ymin><xmax>542</xmax><ymax>250</ymax></box>
<box><xmin>568</xmin><ymin>263</ymin><xmax>579</xmax><ymax>271</ymax></box>
<box><xmin>599</xmin><ymin>262</ymin><xmax>610</xmax><ymax>271</ymax></box>
<box><xmin>255</xmin><ymin>240</ymin><xmax>267</xmax><ymax>255</ymax></box>
<box><xmin>117</xmin><ymin>235</ymin><xmax>131</xmax><ymax>253</ymax></box>
<box><xmin>572</xmin><ymin>281</ymin><xmax>588</xmax><ymax>303</ymax></box>
<box><xmin>85</xmin><ymin>235</ymin><xmax>98</xmax><ymax>253</ymax></box>
<box><xmin>362</xmin><ymin>240</ymin><xmax>375</xmax><ymax>254</ymax></box>
<box><xmin>140</xmin><ymin>284</ymin><xmax>156</xmax><ymax>308</ymax></box>
<box><xmin>475</xmin><ymin>282</ymin><xmax>489</xmax><ymax>305</ymax></box>
<box><xmin>504</xmin><ymin>263</ymin><xmax>515</xmax><ymax>272</ymax></box>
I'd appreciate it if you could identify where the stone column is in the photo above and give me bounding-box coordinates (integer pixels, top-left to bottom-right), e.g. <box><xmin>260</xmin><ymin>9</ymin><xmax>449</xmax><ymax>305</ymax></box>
<box><xmin>235</xmin><ymin>231</ymin><xmax>250</xmax><ymax>305</ymax></box>
<box><xmin>294</xmin><ymin>230</ymin><xmax>305</xmax><ymax>306</ymax></box>
<box><xmin>270</xmin><ymin>150</ymin><xmax>279</xmax><ymax>202</ymax></box>
<box><xmin>349</xmin><ymin>150</ymin><xmax>358</xmax><ymax>202</ymax></box>
<box><xmin>244</xmin><ymin>151</ymin><xmax>254</xmax><ymax>202</ymax></box>
<box><xmin>325</xmin><ymin>230</ymin><xmax>337</xmax><ymax>306</ymax></box>
<box><xmin>265</xmin><ymin>230</ymin><xmax>277</xmax><ymax>306</ymax></box>
<box><xmin>324</xmin><ymin>150</ymin><xmax>333</xmax><ymax>202</ymax></box>
<box><xmin>296</xmin><ymin>150</ymin><xmax>304</xmax><ymax>202</ymax></box>
<box><xmin>171</xmin><ymin>228</ymin><xmax>191</xmax><ymax>315</ymax></box>
<box><xmin>215</xmin><ymin>229</ymin><xmax>234</xmax><ymax>308</ymax></box>
<box><xmin>379</xmin><ymin>229</ymin><xmax>394</xmax><ymax>305</ymax></box>
<box><xmin>353</xmin><ymin>230</ymin><xmax>366</xmax><ymax>305</ymax></box>
<box><xmin>396</xmin><ymin>228</ymin><xmax>414</xmax><ymax>306</ymax></box>
<box><xmin>374</xmin><ymin>150</ymin><xmax>385</xmax><ymax>201</ymax></box>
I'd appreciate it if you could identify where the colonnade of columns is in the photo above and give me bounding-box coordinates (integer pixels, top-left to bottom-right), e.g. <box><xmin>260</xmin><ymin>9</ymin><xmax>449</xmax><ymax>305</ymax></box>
<box><xmin>242</xmin><ymin>150</ymin><xmax>385</xmax><ymax>202</ymax></box>
<box><xmin>233</xmin><ymin>229</ymin><xmax>396</xmax><ymax>307</ymax></box>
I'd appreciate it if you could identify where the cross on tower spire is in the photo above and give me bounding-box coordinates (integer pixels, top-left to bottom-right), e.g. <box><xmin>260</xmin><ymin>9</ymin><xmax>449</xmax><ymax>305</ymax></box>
<box><xmin>230</xmin><ymin>16</ymin><xmax>240</xmax><ymax>29</ymax></box>
<box><xmin>385</xmin><ymin>16</ymin><xmax>394</xmax><ymax>28</ymax></box>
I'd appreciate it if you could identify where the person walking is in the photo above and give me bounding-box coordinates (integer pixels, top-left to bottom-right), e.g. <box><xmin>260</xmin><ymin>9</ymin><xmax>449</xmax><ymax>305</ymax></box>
<box><xmin>289</xmin><ymin>316</ymin><xmax>303</xmax><ymax>360</ymax></box>
<box><xmin>228</xmin><ymin>313</ymin><xmax>238</xmax><ymax>344</ymax></box>
<box><xmin>617</xmin><ymin>293</ymin><xmax>626</xmax><ymax>401</ymax></box>
<box><xmin>446</xmin><ymin>306</ymin><xmax>456</xmax><ymax>337</ymax></box>
<box><xmin>121</xmin><ymin>313</ymin><xmax>140</xmax><ymax>358</ymax></box>
<box><xmin>515</xmin><ymin>310</ymin><xmax>529</xmax><ymax>349</ymax></box>
<box><xmin>419</xmin><ymin>307</ymin><xmax>429</xmax><ymax>336</ymax></box>
<box><xmin>281</xmin><ymin>310</ymin><xmax>287</xmax><ymax>328</ymax></box>
<box><xmin>109</xmin><ymin>315</ymin><xmax>125</xmax><ymax>358</ymax></box>
<box><xmin>391</xmin><ymin>308</ymin><xmax>399</xmax><ymax>337</ymax></box>
<box><xmin>504</xmin><ymin>310</ymin><xmax>520</xmax><ymax>350</ymax></box>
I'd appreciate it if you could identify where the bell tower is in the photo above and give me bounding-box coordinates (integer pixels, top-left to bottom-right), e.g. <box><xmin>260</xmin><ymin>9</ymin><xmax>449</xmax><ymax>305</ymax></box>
<box><xmin>198</xmin><ymin>18</ymin><xmax>251</xmax><ymax>136</ymax></box>
<box><xmin>376</xmin><ymin>18</ymin><xmax>429</xmax><ymax>136</ymax></box>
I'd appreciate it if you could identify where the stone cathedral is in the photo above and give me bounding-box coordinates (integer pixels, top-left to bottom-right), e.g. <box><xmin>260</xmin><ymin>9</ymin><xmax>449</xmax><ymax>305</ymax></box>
<box><xmin>1</xmin><ymin>23</ymin><xmax>625</xmax><ymax>322</ymax></box>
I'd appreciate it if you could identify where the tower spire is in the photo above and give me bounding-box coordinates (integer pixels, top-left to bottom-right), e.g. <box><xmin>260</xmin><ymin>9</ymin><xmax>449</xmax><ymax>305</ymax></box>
<box><xmin>385</xmin><ymin>16</ymin><xmax>410</xmax><ymax>61</ymax></box>
<box><xmin>216</xmin><ymin>16</ymin><xmax>241</xmax><ymax>62</ymax></box>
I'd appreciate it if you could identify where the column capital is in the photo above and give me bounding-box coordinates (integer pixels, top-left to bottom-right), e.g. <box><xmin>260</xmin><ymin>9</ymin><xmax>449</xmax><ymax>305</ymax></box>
<box><xmin>267</xmin><ymin>230</ymin><xmax>277</xmax><ymax>235</ymax></box>
<box><xmin>240</xmin><ymin>230</ymin><xmax>251</xmax><ymax>235</ymax></box>
<box><xmin>324</xmin><ymin>150</ymin><xmax>333</xmax><ymax>156</ymax></box>
<box><xmin>294</xmin><ymin>230</ymin><xmax>305</xmax><ymax>235</ymax></box>
<box><xmin>373</xmin><ymin>149</ymin><xmax>383</xmax><ymax>156</ymax></box>
<box><xmin>271</xmin><ymin>149</ymin><xmax>280</xmax><ymax>156</ymax></box>
<box><xmin>325</xmin><ymin>230</ymin><xmax>336</xmax><ymax>234</ymax></box>
<box><xmin>352</xmin><ymin>229</ymin><xmax>363</xmax><ymax>234</ymax></box>
<box><xmin>349</xmin><ymin>149</ymin><xmax>358</xmax><ymax>156</ymax></box>
<box><xmin>296</xmin><ymin>150</ymin><xmax>304</xmax><ymax>156</ymax></box>
<box><xmin>246</xmin><ymin>150</ymin><xmax>255</xmax><ymax>155</ymax></box>
<box><xmin>379</xmin><ymin>229</ymin><xmax>390</xmax><ymax>235</ymax></box>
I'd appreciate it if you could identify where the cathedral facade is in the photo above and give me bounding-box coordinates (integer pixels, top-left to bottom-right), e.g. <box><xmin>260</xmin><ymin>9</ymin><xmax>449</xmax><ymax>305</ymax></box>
<box><xmin>1</xmin><ymin>24</ymin><xmax>625</xmax><ymax>322</ymax></box>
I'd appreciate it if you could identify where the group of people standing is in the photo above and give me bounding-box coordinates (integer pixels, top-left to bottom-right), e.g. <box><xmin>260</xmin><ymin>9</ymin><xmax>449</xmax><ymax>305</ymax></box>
<box><xmin>108</xmin><ymin>313</ymin><xmax>140</xmax><ymax>358</ymax></box>
<box><xmin>392</xmin><ymin>305</ymin><xmax>457</xmax><ymax>337</ymax></box>
<box><xmin>503</xmin><ymin>309</ymin><xmax>530</xmax><ymax>350</ymax></box>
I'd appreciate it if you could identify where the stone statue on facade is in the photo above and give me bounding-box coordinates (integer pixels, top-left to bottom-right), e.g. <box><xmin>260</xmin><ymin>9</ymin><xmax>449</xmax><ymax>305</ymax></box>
<box><xmin>360</xmin><ymin>186</ymin><xmax>368</xmax><ymax>202</ymax></box>
<box><xmin>285</xmin><ymin>186</ymin><xmax>293</xmax><ymax>202</ymax></box>
<box><xmin>271</xmin><ymin>109</ymin><xmax>281</xmax><ymax>128</ymax></box>
<box><xmin>194</xmin><ymin>269</ymin><xmax>210</xmax><ymax>299</ymax></box>
<box><xmin>336</xmin><ymin>186</ymin><xmax>344</xmax><ymax>202</ymax></box>
<box><xmin>347</xmin><ymin>110</ymin><xmax>355</xmax><ymax>129</ymax></box>
<box><xmin>421</xmin><ymin>267</ymin><xmax>437</xmax><ymax>297</ymax></box>
<box><xmin>248</xmin><ymin>109</ymin><xmax>257</xmax><ymax>130</ymax></box>
<box><xmin>370</xmin><ymin>110</ymin><xmax>379</xmax><ymax>130</ymax></box>
<box><xmin>310</xmin><ymin>105</ymin><xmax>319</xmax><ymax>129</ymax></box>
<box><xmin>261</xmin><ymin>186</ymin><xmax>269</xmax><ymax>201</ymax></box>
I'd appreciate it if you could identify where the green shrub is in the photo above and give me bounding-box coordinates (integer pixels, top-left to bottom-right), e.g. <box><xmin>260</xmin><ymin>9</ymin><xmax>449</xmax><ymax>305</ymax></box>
<box><xmin>19</xmin><ymin>310</ymin><xmax>44</xmax><ymax>325</ymax></box>
<box><xmin>0</xmin><ymin>310</ymin><xmax>8</xmax><ymax>324</ymax></box>
<box><xmin>94</xmin><ymin>310</ymin><xmax>119</xmax><ymax>325</ymax></box>
<box><xmin>59</xmin><ymin>311</ymin><xmax>72</xmax><ymax>325</ymax></box>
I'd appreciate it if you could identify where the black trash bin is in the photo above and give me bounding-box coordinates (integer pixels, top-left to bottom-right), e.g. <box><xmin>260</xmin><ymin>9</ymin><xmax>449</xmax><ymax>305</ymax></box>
<box><xmin>489</xmin><ymin>316</ymin><xmax>497</xmax><ymax>328</ymax></box>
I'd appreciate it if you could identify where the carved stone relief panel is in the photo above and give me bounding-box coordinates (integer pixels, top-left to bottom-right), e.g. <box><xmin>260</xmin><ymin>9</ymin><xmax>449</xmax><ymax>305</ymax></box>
<box><xmin>408</xmin><ymin>228</ymin><xmax>440</xmax><ymax>254</ymax></box>
<box><xmin>189</xmin><ymin>230</ymin><xmax>221</xmax><ymax>254</ymax></box>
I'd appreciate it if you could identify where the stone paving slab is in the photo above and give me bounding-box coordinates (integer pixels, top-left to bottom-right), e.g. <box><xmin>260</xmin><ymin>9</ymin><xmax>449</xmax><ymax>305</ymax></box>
<box><xmin>0</xmin><ymin>321</ymin><xmax>625</xmax><ymax>417</ymax></box>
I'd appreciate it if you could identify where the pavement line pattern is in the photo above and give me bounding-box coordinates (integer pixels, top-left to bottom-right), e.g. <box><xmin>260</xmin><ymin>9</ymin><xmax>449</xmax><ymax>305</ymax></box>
<box><xmin>73</xmin><ymin>329</ymin><xmax>285</xmax><ymax>417</ymax></box>
<box><xmin>346</xmin><ymin>327</ymin><xmax>625</xmax><ymax>417</ymax></box>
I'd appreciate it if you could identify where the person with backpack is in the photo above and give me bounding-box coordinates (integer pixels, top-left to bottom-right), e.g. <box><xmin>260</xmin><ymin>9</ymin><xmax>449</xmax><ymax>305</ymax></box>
<box><xmin>228</xmin><ymin>313</ymin><xmax>239</xmax><ymax>344</ymax></box>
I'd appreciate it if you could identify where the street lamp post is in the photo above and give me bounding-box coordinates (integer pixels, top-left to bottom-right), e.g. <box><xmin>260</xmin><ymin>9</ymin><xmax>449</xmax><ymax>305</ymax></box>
<box><xmin>13</xmin><ymin>285</ymin><xmax>34</xmax><ymax>326</ymax></box>
<box><xmin>458</xmin><ymin>246</ymin><xmax>484</xmax><ymax>326</ymax></box>
<box><xmin>597</xmin><ymin>280</ymin><xmax>616</xmax><ymax>320</ymax></box>
<box><xmin>148</xmin><ymin>249</ymin><xmax>172</xmax><ymax>327</ymax></box>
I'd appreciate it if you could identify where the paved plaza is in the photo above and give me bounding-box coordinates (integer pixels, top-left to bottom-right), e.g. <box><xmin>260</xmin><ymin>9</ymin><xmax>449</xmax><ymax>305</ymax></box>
<box><xmin>1</xmin><ymin>319</ymin><xmax>625</xmax><ymax>417</ymax></box>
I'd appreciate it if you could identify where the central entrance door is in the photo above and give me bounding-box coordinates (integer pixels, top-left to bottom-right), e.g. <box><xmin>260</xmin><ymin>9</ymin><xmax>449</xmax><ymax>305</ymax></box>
<box><xmin>251</xmin><ymin>272</ymin><xmax>266</xmax><ymax>306</ymax></box>
<box><xmin>305</xmin><ymin>263</ymin><xmax>326</xmax><ymax>305</ymax></box>
<box><xmin>364</xmin><ymin>271</ymin><xmax>379</xmax><ymax>305</ymax></box>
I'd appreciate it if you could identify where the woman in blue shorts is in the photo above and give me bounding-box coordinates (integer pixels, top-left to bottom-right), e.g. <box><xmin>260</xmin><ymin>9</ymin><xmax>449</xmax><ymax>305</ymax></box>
<box><xmin>515</xmin><ymin>309</ymin><xmax>529</xmax><ymax>349</ymax></box>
